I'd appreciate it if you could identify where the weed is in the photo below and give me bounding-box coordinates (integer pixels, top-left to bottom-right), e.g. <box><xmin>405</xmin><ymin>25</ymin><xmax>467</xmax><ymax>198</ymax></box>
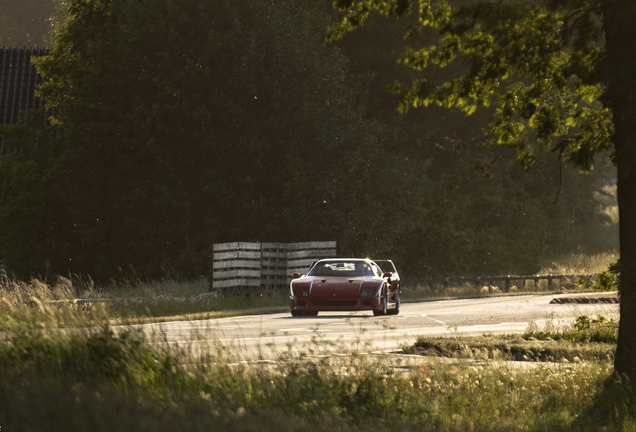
<box><xmin>538</xmin><ymin>252</ymin><xmax>619</xmax><ymax>277</ymax></box>
<box><xmin>0</xmin><ymin>275</ymin><xmax>290</xmax><ymax>328</ymax></box>
<box><xmin>523</xmin><ymin>314</ymin><xmax>618</xmax><ymax>344</ymax></box>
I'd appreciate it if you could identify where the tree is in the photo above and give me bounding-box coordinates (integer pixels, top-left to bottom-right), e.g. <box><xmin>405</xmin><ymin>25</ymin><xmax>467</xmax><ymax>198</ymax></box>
<box><xmin>326</xmin><ymin>0</ymin><xmax>617</xmax><ymax>275</ymax></box>
<box><xmin>0</xmin><ymin>110</ymin><xmax>72</xmax><ymax>278</ymax></box>
<box><xmin>4</xmin><ymin>0</ymin><xmax>433</xmax><ymax>279</ymax></box>
<box><xmin>328</xmin><ymin>0</ymin><xmax>636</xmax><ymax>379</ymax></box>
<box><xmin>0</xmin><ymin>0</ymin><xmax>618</xmax><ymax>283</ymax></box>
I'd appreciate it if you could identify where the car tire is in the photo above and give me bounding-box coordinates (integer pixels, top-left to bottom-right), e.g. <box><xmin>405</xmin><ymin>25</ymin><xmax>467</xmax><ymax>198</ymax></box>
<box><xmin>373</xmin><ymin>288</ymin><xmax>387</xmax><ymax>316</ymax></box>
<box><xmin>291</xmin><ymin>310</ymin><xmax>302</xmax><ymax>317</ymax></box>
<box><xmin>387</xmin><ymin>291</ymin><xmax>400</xmax><ymax>315</ymax></box>
<box><xmin>306</xmin><ymin>311</ymin><xmax>319</xmax><ymax>317</ymax></box>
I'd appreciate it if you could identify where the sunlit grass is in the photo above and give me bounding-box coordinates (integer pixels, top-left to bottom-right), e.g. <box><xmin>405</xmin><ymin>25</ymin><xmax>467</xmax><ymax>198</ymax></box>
<box><xmin>78</xmin><ymin>277</ymin><xmax>210</xmax><ymax>299</ymax></box>
<box><xmin>538</xmin><ymin>252</ymin><xmax>619</xmax><ymax>276</ymax></box>
<box><xmin>0</xmin><ymin>275</ymin><xmax>289</xmax><ymax>328</ymax></box>
<box><xmin>0</xmin><ymin>275</ymin><xmax>109</xmax><ymax>330</ymax></box>
<box><xmin>0</xmin><ymin>321</ymin><xmax>627</xmax><ymax>432</ymax></box>
<box><xmin>401</xmin><ymin>279</ymin><xmax>594</xmax><ymax>302</ymax></box>
<box><xmin>0</xmin><ymin>276</ymin><xmax>631</xmax><ymax>431</ymax></box>
<box><xmin>523</xmin><ymin>314</ymin><xmax>618</xmax><ymax>344</ymax></box>
<box><xmin>83</xmin><ymin>277</ymin><xmax>289</xmax><ymax>321</ymax></box>
<box><xmin>402</xmin><ymin>252</ymin><xmax>620</xmax><ymax>302</ymax></box>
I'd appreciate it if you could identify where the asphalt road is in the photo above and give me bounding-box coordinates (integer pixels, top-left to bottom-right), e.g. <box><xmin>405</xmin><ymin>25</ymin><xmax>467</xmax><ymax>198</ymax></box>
<box><xmin>133</xmin><ymin>292</ymin><xmax>618</xmax><ymax>361</ymax></box>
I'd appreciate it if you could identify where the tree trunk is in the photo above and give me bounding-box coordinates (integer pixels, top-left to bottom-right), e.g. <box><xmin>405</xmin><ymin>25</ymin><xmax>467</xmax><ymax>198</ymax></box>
<box><xmin>602</xmin><ymin>0</ymin><xmax>636</xmax><ymax>381</ymax></box>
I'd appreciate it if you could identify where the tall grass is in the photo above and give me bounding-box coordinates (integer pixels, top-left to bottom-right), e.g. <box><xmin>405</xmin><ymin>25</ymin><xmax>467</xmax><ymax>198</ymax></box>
<box><xmin>409</xmin><ymin>322</ymin><xmax>616</xmax><ymax>364</ymax></box>
<box><xmin>0</xmin><ymin>275</ymin><xmax>289</xmax><ymax>327</ymax></box>
<box><xmin>402</xmin><ymin>252</ymin><xmax>620</xmax><ymax>301</ymax></box>
<box><xmin>0</xmin><ymin>275</ymin><xmax>109</xmax><ymax>330</ymax></box>
<box><xmin>81</xmin><ymin>276</ymin><xmax>289</xmax><ymax>321</ymax></box>
<box><xmin>524</xmin><ymin>314</ymin><xmax>619</xmax><ymax>344</ymax></box>
<box><xmin>402</xmin><ymin>277</ymin><xmax>592</xmax><ymax>302</ymax></box>
<box><xmin>538</xmin><ymin>252</ymin><xmax>619</xmax><ymax>276</ymax></box>
<box><xmin>0</xmin><ymin>323</ymin><xmax>627</xmax><ymax>432</ymax></box>
<box><xmin>0</xmin><ymin>273</ymin><xmax>632</xmax><ymax>431</ymax></box>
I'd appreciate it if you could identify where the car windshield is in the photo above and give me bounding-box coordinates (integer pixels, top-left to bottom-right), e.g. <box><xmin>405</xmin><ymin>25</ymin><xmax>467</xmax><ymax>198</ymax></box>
<box><xmin>308</xmin><ymin>261</ymin><xmax>375</xmax><ymax>277</ymax></box>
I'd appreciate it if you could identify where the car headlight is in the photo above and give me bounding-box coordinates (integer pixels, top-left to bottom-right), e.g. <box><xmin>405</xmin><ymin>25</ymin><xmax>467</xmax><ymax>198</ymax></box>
<box><xmin>361</xmin><ymin>289</ymin><xmax>376</xmax><ymax>297</ymax></box>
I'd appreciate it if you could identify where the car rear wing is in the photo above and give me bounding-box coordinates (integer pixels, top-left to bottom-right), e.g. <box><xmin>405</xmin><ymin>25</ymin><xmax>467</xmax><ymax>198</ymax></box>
<box><xmin>373</xmin><ymin>260</ymin><xmax>397</xmax><ymax>274</ymax></box>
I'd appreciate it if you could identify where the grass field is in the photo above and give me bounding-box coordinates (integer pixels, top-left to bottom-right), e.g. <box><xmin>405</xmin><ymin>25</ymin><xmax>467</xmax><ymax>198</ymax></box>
<box><xmin>0</xmin><ymin>305</ymin><xmax>630</xmax><ymax>431</ymax></box>
<box><xmin>0</xmin><ymin>253</ymin><xmax>631</xmax><ymax>431</ymax></box>
<box><xmin>537</xmin><ymin>252</ymin><xmax>619</xmax><ymax>276</ymax></box>
<box><xmin>0</xmin><ymin>253</ymin><xmax>636</xmax><ymax>432</ymax></box>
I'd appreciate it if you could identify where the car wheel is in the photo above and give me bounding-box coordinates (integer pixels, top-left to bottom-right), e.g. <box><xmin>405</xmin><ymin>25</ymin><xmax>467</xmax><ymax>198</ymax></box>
<box><xmin>387</xmin><ymin>292</ymin><xmax>400</xmax><ymax>315</ymax></box>
<box><xmin>291</xmin><ymin>310</ymin><xmax>302</xmax><ymax>317</ymax></box>
<box><xmin>306</xmin><ymin>311</ymin><xmax>319</xmax><ymax>317</ymax></box>
<box><xmin>373</xmin><ymin>288</ymin><xmax>387</xmax><ymax>316</ymax></box>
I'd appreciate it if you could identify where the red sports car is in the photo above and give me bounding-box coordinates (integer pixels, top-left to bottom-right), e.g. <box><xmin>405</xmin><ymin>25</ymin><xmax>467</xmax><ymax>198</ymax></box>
<box><xmin>289</xmin><ymin>258</ymin><xmax>401</xmax><ymax>317</ymax></box>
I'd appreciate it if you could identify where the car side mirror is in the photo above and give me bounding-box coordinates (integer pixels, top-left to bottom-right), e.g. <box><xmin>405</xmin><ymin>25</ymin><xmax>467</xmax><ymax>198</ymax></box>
<box><xmin>292</xmin><ymin>273</ymin><xmax>301</xmax><ymax>279</ymax></box>
<box><xmin>383</xmin><ymin>272</ymin><xmax>392</xmax><ymax>278</ymax></box>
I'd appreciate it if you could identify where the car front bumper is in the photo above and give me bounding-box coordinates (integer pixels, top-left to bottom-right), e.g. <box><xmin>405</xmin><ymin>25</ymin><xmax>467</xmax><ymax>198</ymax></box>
<box><xmin>290</xmin><ymin>296</ymin><xmax>382</xmax><ymax>312</ymax></box>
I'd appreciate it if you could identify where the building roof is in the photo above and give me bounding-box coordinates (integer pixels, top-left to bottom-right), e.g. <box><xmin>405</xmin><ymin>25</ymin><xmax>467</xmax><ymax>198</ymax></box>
<box><xmin>0</xmin><ymin>47</ymin><xmax>50</xmax><ymax>126</ymax></box>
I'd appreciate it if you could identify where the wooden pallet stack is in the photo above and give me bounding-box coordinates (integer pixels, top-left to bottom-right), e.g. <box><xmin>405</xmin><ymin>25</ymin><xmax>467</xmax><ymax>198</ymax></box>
<box><xmin>286</xmin><ymin>241</ymin><xmax>337</xmax><ymax>276</ymax></box>
<box><xmin>260</xmin><ymin>242</ymin><xmax>289</xmax><ymax>293</ymax></box>
<box><xmin>211</xmin><ymin>242</ymin><xmax>262</xmax><ymax>295</ymax></box>
<box><xmin>211</xmin><ymin>241</ymin><xmax>336</xmax><ymax>295</ymax></box>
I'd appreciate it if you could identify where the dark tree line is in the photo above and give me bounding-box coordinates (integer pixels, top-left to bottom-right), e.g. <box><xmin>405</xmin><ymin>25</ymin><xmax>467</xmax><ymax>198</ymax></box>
<box><xmin>0</xmin><ymin>0</ymin><xmax>617</xmax><ymax>282</ymax></box>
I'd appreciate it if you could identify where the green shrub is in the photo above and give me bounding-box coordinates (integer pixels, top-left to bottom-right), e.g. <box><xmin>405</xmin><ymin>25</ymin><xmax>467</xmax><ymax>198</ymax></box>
<box><xmin>524</xmin><ymin>315</ymin><xmax>618</xmax><ymax>344</ymax></box>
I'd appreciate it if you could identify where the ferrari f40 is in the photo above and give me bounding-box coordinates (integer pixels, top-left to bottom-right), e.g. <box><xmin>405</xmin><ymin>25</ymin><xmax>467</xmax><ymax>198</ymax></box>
<box><xmin>289</xmin><ymin>258</ymin><xmax>400</xmax><ymax>317</ymax></box>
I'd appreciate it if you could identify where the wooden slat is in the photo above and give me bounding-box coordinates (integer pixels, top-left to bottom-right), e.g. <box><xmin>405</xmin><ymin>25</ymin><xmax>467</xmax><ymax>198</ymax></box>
<box><xmin>213</xmin><ymin>260</ymin><xmax>261</xmax><ymax>269</ymax></box>
<box><xmin>261</xmin><ymin>242</ymin><xmax>287</xmax><ymax>251</ymax></box>
<box><xmin>261</xmin><ymin>251</ymin><xmax>288</xmax><ymax>259</ymax></box>
<box><xmin>287</xmin><ymin>249</ymin><xmax>335</xmax><ymax>259</ymax></box>
<box><xmin>213</xmin><ymin>250</ymin><xmax>261</xmax><ymax>260</ymax></box>
<box><xmin>261</xmin><ymin>268</ymin><xmax>288</xmax><ymax>275</ymax></box>
<box><xmin>287</xmin><ymin>241</ymin><xmax>336</xmax><ymax>250</ymax></box>
<box><xmin>214</xmin><ymin>269</ymin><xmax>261</xmax><ymax>278</ymax></box>
<box><xmin>213</xmin><ymin>242</ymin><xmax>261</xmax><ymax>252</ymax></box>
<box><xmin>288</xmin><ymin>257</ymin><xmax>322</xmax><ymax>268</ymax></box>
<box><xmin>214</xmin><ymin>279</ymin><xmax>262</xmax><ymax>289</ymax></box>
